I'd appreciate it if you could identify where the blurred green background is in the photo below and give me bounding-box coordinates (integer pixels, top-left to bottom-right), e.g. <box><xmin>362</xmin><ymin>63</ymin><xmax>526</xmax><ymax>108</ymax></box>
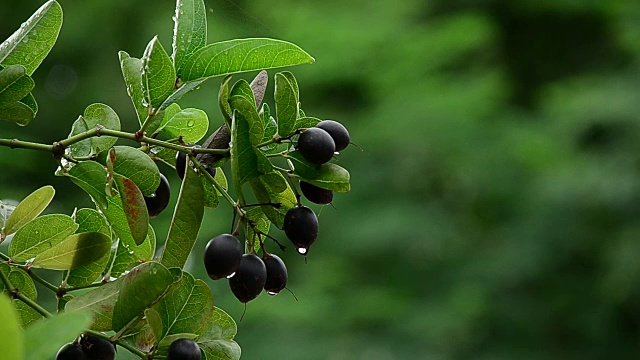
<box><xmin>2</xmin><ymin>0</ymin><xmax>640</xmax><ymax>359</ymax></box>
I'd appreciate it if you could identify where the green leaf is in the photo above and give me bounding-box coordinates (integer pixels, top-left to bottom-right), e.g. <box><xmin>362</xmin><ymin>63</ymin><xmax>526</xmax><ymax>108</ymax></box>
<box><xmin>9</xmin><ymin>214</ymin><xmax>78</xmax><ymax>262</ymax></box>
<box><xmin>153</xmin><ymin>272</ymin><xmax>214</xmax><ymax>340</ymax></box>
<box><xmin>145</xmin><ymin>308</ymin><xmax>163</xmax><ymax>342</ymax></box>
<box><xmin>198</xmin><ymin>307</ymin><xmax>241</xmax><ymax>360</ymax></box>
<box><xmin>119</xmin><ymin>51</ymin><xmax>147</xmax><ymax>124</ymax></box>
<box><xmin>230</xmin><ymin>79</ymin><xmax>256</xmax><ymax>109</ymax></box>
<box><xmin>3</xmin><ymin>185</ymin><xmax>54</xmax><ymax>236</ymax></box>
<box><xmin>112</xmin><ymin>262</ymin><xmax>177</xmax><ymax>332</ymax></box>
<box><xmin>218</xmin><ymin>75</ymin><xmax>232</xmax><ymax>128</ymax></box>
<box><xmin>180</xmin><ymin>38</ymin><xmax>315</xmax><ymax>81</ymax></box>
<box><xmin>294</xmin><ymin>116</ymin><xmax>321</xmax><ymax>130</ymax></box>
<box><xmin>230</xmin><ymin>110</ymin><xmax>260</xmax><ymax>185</ymax></box>
<box><xmin>0</xmin><ymin>295</ymin><xmax>24</xmax><ymax>360</ymax></box>
<box><xmin>288</xmin><ymin>152</ymin><xmax>351</xmax><ymax>192</ymax></box>
<box><xmin>159</xmin><ymin>108</ymin><xmax>209</xmax><ymax>144</ymax></box>
<box><xmin>20</xmin><ymin>92</ymin><xmax>37</xmax><ymax>114</ymax></box>
<box><xmin>66</xmin><ymin>208</ymin><xmax>111</xmax><ymax>287</ymax></box>
<box><xmin>0</xmin><ymin>263</ymin><xmax>42</xmax><ymax>328</ymax></box>
<box><xmin>25</xmin><ymin>311</ymin><xmax>92</xmax><ymax>360</ymax></box>
<box><xmin>246</xmin><ymin>207</ymin><xmax>270</xmax><ymax>253</ymax></box>
<box><xmin>111</xmin><ymin>224</ymin><xmax>156</xmax><ymax>277</ymax></box>
<box><xmin>0</xmin><ymin>100</ymin><xmax>35</xmax><ymax>126</ymax></box>
<box><xmin>0</xmin><ymin>65</ymin><xmax>34</xmax><ymax>109</ymax></box>
<box><xmin>172</xmin><ymin>0</ymin><xmax>207</xmax><ymax>76</ymax></box>
<box><xmin>31</xmin><ymin>231</ymin><xmax>110</xmax><ymax>270</ymax></box>
<box><xmin>102</xmin><ymin>192</ymin><xmax>138</xmax><ymax>255</ymax></box>
<box><xmin>249</xmin><ymin>172</ymin><xmax>296</xmax><ymax>228</ymax></box>
<box><xmin>114</xmin><ymin>174</ymin><xmax>149</xmax><ymax>245</ymax></box>
<box><xmin>160</xmin><ymin>78</ymin><xmax>206</xmax><ymax>111</ymax></box>
<box><xmin>67</xmin><ymin>103</ymin><xmax>121</xmax><ymax>157</ymax></box>
<box><xmin>0</xmin><ymin>0</ymin><xmax>63</xmax><ymax>75</ymax></box>
<box><xmin>142</xmin><ymin>36</ymin><xmax>176</xmax><ymax>109</ymax></box>
<box><xmin>65</xmin><ymin>277</ymin><xmax>122</xmax><ymax>331</ymax></box>
<box><xmin>66</xmin><ymin>161</ymin><xmax>108</xmax><ymax>209</ymax></box>
<box><xmin>103</xmin><ymin>146</ymin><xmax>160</xmax><ymax>196</ymax></box>
<box><xmin>161</xmin><ymin>164</ymin><xmax>205</xmax><ymax>269</ymax></box>
<box><xmin>275</xmin><ymin>71</ymin><xmax>299</xmax><ymax>137</ymax></box>
<box><xmin>230</xmin><ymin>94</ymin><xmax>263</xmax><ymax>146</ymax></box>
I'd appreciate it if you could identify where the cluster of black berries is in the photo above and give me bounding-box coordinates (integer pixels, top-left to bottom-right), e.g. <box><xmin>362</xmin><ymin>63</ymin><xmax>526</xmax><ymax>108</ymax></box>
<box><xmin>56</xmin><ymin>335</ymin><xmax>116</xmax><ymax>360</ymax></box>
<box><xmin>57</xmin><ymin>335</ymin><xmax>201</xmax><ymax>360</ymax></box>
<box><xmin>203</xmin><ymin>120</ymin><xmax>350</xmax><ymax>304</ymax></box>
<box><xmin>204</xmin><ymin>234</ymin><xmax>288</xmax><ymax>303</ymax></box>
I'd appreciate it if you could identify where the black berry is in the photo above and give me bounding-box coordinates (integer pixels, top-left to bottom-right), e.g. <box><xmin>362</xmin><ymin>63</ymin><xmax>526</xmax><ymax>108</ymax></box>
<box><xmin>167</xmin><ymin>338</ymin><xmax>201</xmax><ymax>360</ymax></box>
<box><xmin>144</xmin><ymin>173</ymin><xmax>171</xmax><ymax>218</ymax></box>
<box><xmin>229</xmin><ymin>254</ymin><xmax>267</xmax><ymax>303</ymax></box>
<box><xmin>204</xmin><ymin>234</ymin><xmax>244</xmax><ymax>280</ymax></box>
<box><xmin>316</xmin><ymin>120</ymin><xmax>350</xmax><ymax>152</ymax></box>
<box><xmin>283</xmin><ymin>206</ymin><xmax>318</xmax><ymax>255</ymax></box>
<box><xmin>264</xmin><ymin>254</ymin><xmax>288</xmax><ymax>295</ymax></box>
<box><xmin>297</xmin><ymin>128</ymin><xmax>335</xmax><ymax>164</ymax></box>
<box><xmin>300</xmin><ymin>181</ymin><xmax>333</xmax><ymax>205</ymax></box>
<box><xmin>175</xmin><ymin>151</ymin><xmax>188</xmax><ymax>180</ymax></box>
<box><xmin>80</xmin><ymin>335</ymin><xmax>116</xmax><ymax>360</ymax></box>
<box><xmin>56</xmin><ymin>343</ymin><xmax>86</xmax><ymax>360</ymax></box>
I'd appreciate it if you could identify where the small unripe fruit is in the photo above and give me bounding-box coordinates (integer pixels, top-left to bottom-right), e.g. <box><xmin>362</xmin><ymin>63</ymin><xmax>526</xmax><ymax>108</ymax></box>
<box><xmin>80</xmin><ymin>335</ymin><xmax>116</xmax><ymax>360</ymax></box>
<box><xmin>144</xmin><ymin>173</ymin><xmax>171</xmax><ymax>218</ymax></box>
<box><xmin>264</xmin><ymin>254</ymin><xmax>288</xmax><ymax>295</ymax></box>
<box><xmin>229</xmin><ymin>254</ymin><xmax>267</xmax><ymax>303</ymax></box>
<box><xmin>167</xmin><ymin>338</ymin><xmax>201</xmax><ymax>360</ymax></box>
<box><xmin>56</xmin><ymin>343</ymin><xmax>86</xmax><ymax>360</ymax></box>
<box><xmin>283</xmin><ymin>206</ymin><xmax>318</xmax><ymax>255</ymax></box>
<box><xmin>300</xmin><ymin>181</ymin><xmax>333</xmax><ymax>205</ymax></box>
<box><xmin>316</xmin><ymin>120</ymin><xmax>350</xmax><ymax>152</ymax></box>
<box><xmin>297</xmin><ymin>128</ymin><xmax>335</xmax><ymax>164</ymax></box>
<box><xmin>204</xmin><ymin>234</ymin><xmax>244</xmax><ymax>280</ymax></box>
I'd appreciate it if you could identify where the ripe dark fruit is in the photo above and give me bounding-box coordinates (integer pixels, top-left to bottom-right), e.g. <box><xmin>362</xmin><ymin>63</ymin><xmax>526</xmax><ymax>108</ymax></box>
<box><xmin>297</xmin><ymin>127</ymin><xmax>335</xmax><ymax>164</ymax></box>
<box><xmin>204</xmin><ymin>234</ymin><xmax>244</xmax><ymax>280</ymax></box>
<box><xmin>80</xmin><ymin>335</ymin><xmax>116</xmax><ymax>360</ymax></box>
<box><xmin>144</xmin><ymin>173</ymin><xmax>171</xmax><ymax>218</ymax></box>
<box><xmin>167</xmin><ymin>338</ymin><xmax>201</xmax><ymax>360</ymax></box>
<box><xmin>300</xmin><ymin>181</ymin><xmax>333</xmax><ymax>205</ymax></box>
<box><xmin>229</xmin><ymin>254</ymin><xmax>267</xmax><ymax>303</ymax></box>
<box><xmin>175</xmin><ymin>151</ymin><xmax>187</xmax><ymax>180</ymax></box>
<box><xmin>316</xmin><ymin>120</ymin><xmax>350</xmax><ymax>152</ymax></box>
<box><xmin>56</xmin><ymin>343</ymin><xmax>86</xmax><ymax>360</ymax></box>
<box><xmin>264</xmin><ymin>254</ymin><xmax>288</xmax><ymax>295</ymax></box>
<box><xmin>283</xmin><ymin>206</ymin><xmax>318</xmax><ymax>255</ymax></box>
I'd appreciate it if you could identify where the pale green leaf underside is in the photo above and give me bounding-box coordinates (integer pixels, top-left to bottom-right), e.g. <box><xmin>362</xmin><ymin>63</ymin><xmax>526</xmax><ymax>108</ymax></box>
<box><xmin>66</xmin><ymin>208</ymin><xmax>112</xmax><ymax>286</ymax></box>
<box><xmin>9</xmin><ymin>214</ymin><xmax>78</xmax><ymax>262</ymax></box>
<box><xmin>0</xmin><ymin>100</ymin><xmax>35</xmax><ymax>126</ymax></box>
<box><xmin>180</xmin><ymin>38</ymin><xmax>314</xmax><ymax>81</ymax></box>
<box><xmin>68</xmin><ymin>103</ymin><xmax>121</xmax><ymax>157</ymax></box>
<box><xmin>275</xmin><ymin>71</ymin><xmax>299</xmax><ymax>137</ymax></box>
<box><xmin>3</xmin><ymin>185</ymin><xmax>54</xmax><ymax>236</ymax></box>
<box><xmin>0</xmin><ymin>0</ymin><xmax>63</xmax><ymax>75</ymax></box>
<box><xmin>32</xmin><ymin>231</ymin><xmax>111</xmax><ymax>270</ymax></box>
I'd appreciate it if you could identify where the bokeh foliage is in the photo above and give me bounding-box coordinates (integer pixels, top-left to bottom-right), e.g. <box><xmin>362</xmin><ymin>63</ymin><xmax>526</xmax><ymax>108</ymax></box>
<box><xmin>2</xmin><ymin>0</ymin><xmax>640</xmax><ymax>359</ymax></box>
